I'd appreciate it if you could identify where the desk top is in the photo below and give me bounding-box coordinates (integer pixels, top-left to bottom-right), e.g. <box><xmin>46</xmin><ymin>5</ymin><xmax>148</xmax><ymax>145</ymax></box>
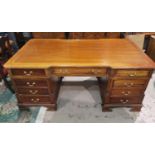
<box><xmin>4</xmin><ymin>39</ymin><xmax>155</xmax><ymax>69</ymax></box>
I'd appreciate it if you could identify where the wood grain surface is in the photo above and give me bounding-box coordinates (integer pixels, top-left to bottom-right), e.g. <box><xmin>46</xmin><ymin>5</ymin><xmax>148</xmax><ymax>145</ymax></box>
<box><xmin>4</xmin><ymin>39</ymin><xmax>155</xmax><ymax>69</ymax></box>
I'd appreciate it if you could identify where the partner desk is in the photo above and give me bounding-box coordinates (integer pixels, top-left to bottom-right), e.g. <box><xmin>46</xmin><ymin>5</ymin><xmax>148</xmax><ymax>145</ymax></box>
<box><xmin>4</xmin><ymin>39</ymin><xmax>155</xmax><ymax>111</ymax></box>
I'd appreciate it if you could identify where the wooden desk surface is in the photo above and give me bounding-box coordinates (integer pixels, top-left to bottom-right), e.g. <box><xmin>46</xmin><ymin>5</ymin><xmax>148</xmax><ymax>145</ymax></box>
<box><xmin>4</xmin><ymin>39</ymin><xmax>155</xmax><ymax>69</ymax></box>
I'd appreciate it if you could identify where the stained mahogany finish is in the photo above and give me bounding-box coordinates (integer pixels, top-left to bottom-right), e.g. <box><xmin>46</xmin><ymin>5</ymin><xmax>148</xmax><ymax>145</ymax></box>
<box><xmin>4</xmin><ymin>39</ymin><xmax>155</xmax><ymax>111</ymax></box>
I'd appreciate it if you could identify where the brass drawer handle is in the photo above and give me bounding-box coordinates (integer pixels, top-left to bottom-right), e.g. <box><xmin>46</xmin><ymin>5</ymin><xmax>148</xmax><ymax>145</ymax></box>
<box><xmin>64</xmin><ymin>69</ymin><xmax>68</xmax><ymax>73</ymax></box>
<box><xmin>121</xmin><ymin>91</ymin><xmax>131</xmax><ymax>96</ymax></box>
<box><xmin>128</xmin><ymin>73</ymin><xmax>136</xmax><ymax>77</ymax></box>
<box><xmin>124</xmin><ymin>83</ymin><xmax>134</xmax><ymax>87</ymax></box>
<box><xmin>31</xmin><ymin>98</ymin><xmax>40</xmax><ymax>102</ymax></box>
<box><xmin>120</xmin><ymin>99</ymin><xmax>129</xmax><ymax>104</ymax></box>
<box><xmin>23</xmin><ymin>71</ymin><xmax>33</xmax><ymax>76</ymax></box>
<box><xmin>29</xmin><ymin>90</ymin><xmax>38</xmax><ymax>95</ymax></box>
<box><xmin>56</xmin><ymin>69</ymin><xmax>68</xmax><ymax>73</ymax></box>
<box><xmin>26</xmin><ymin>82</ymin><xmax>36</xmax><ymax>87</ymax></box>
<box><xmin>56</xmin><ymin>69</ymin><xmax>62</xmax><ymax>73</ymax></box>
<box><xmin>91</xmin><ymin>69</ymin><xmax>102</xmax><ymax>73</ymax></box>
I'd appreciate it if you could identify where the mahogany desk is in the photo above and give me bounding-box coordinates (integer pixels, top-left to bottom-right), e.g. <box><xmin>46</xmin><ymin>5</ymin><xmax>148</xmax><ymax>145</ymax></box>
<box><xmin>4</xmin><ymin>39</ymin><xmax>155</xmax><ymax>111</ymax></box>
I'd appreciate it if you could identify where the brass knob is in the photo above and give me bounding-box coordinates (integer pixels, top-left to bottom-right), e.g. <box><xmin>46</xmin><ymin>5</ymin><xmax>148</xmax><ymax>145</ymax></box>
<box><xmin>129</xmin><ymin>73</ymin><xmax>136</xmax><ymax>77</ymax></box>
<box><xmin>64</xmin><ymin>69</ymin><xmax>68</xmax><ymax>73</ymax></box>
<box><xmin>92</xmin><ymin>69</ymin><xmax>96</xmax><ymax>73</ymax></box>
<box><xmin>57</xmin><ymin>69</ymin><xmax>68</xmax><ymax>73</ymax></box>
<box><xmin>120</xmin><ymin>99</ymin><xmax>129</xmax><ymax>104</ymax></box>
<box><xmin>121</xmin><ymin>91</ymin><xmax>131</xmax><ymax>96</ymax></box>
<box><xmin>124</xmin><ymin>83</ymin><xmax>134</xmax><ymax>87</ymax></box>
<box><xmin>23</xmin><ymin>71</ymin><xmax>33</xmax><ymax>76</ymax></box>
<box><xmin>92</xmin><ymin>69</ymin><xmax>100</xmax><ymax>74</ymax></box>
<box><xmin>29</xmin><ymin>90</ymin><xmax>38</xmax><ymax>94</ymax></box>
<box><xmin>31</xmin><ymin>98</ymin><xmax>40</xmax><ymax>102</ymax></box>
<box><xmin>57</xmin><ymin>69</ymin><xmax>62</xmax><ymax>73</ymax></box>
<box><xmin>26</xmin><ymin>82</ymin><xmax>36</xmax><ymax>87</ymax></box>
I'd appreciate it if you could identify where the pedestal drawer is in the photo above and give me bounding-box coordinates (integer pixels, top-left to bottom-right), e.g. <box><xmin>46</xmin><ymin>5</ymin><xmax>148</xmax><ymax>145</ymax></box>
<box><xmin>16</xmin><ymin>88</ymin><xmax>49</xmax><ymax>95</ymax></box>
<box><xmin>17</xmin><ymin>95</ymin><xmax>53</xmax><ymax>104</ymax></box>
<box><xmin>11</xmin><ymin>69</ymin><xmax>45</xmax><ymax>76</ymax></box>
<box><xmin>113</xmin><ymin>70</ymin><xmax>150</xmax><ymax>78</ymax></box>
<box><xmin>112</xmin><ymin>79</ymin><xmax>148</xmax><ymax>89</ymax></box>
<box><xmin>111</xmin><ymin>89</ymin><xmax>144</xmax><ymax>97</ymax></box>
<box><xmin>110</xmin><ymin>97</ymin><xmax>143</xmax><ymax>104</ymax></box>
<box><xmin>13</xmin><ymin>79</ymin><xmax>48</xmax><ymax>88</ymax></box>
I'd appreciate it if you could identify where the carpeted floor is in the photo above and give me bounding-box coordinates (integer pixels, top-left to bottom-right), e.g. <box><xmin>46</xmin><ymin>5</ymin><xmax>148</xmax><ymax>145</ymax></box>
<box><xmin>43</xmin><ymin>77</ymin><xmax>138</xmax><ymax>123</ymax></box>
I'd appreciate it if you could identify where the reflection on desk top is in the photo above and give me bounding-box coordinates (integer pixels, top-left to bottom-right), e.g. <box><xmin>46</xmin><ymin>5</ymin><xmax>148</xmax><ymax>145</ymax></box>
<box><xmin>4</xmin><ymin>39</ymin><xmax>155</xmax><ymax>69</ymax></box>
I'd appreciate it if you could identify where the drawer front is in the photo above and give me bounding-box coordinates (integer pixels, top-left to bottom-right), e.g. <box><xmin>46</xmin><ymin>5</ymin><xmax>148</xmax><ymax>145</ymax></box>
<box><xmin>53</xmin><ymin>67</ymin><xmax>107</xmax><ymax>76</ymax></box>
<box><xmin>16</xmin><ymin>88</ymin><xmax>49</xmax><ymax>95</ymax></box>
<box><xmin>18</xmin><ymin>95</ymin><xmax>52</xmax><ymax>104</ymax></box>
<box><xmin>111</xmin><ymin>89</ymin><xmax>144</xmax><ymax>97</ymax></box>
<box><xmin>112</xmin><ymin>79</ymin><xmax>148</xmax><ymax>88</ymax></box>
<box><xmin>110</xmin><ymin>97</ymin><xmax>142</xmax><ymax>104</ymax></box>
<box><xmin>11</xmin><ymin>69</ymin><xmax>45</xmax><ymax>76</ymax></box>
<box><xmin>13</xmin><ymin>79</ymin><xmax>48</xmax><ymax>88</ymax></box>
<box><xmin>114</xmin><ymin>70</ymin><xmax>150</xmax><ymax>78</ymax></box>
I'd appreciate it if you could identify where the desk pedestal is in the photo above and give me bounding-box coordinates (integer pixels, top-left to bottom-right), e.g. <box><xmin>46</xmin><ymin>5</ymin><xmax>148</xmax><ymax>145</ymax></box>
<box><xmin>8</xmin><ymin>68</ymin><xmax>153</xmax><ymax>112</ymax></box>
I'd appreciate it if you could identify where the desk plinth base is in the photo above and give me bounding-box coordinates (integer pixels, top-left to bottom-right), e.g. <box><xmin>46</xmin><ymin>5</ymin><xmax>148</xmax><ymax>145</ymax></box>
<box><xmin>102</xmin><ymin>105</ymin><xmax>142</xmax><ymax>112</ymax></box>
<box><xmin>19</xmin><ymin>104</ymin><xmax>57</xmax><ymax>111</ymax></box>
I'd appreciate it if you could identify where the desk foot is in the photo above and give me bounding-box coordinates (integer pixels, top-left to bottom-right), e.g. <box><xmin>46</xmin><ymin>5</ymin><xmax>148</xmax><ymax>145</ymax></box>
<box><xmin>130</xmin><ymin>106</ymin><xmax>141</xmax><ymax>112</ymax></box>
<box><xmin>47</xmin><ymin>105</ymin><xmax>57</xmax><ymax>111</ymax></box>
<box><xmin>102</xmin><ymin>107</ymin><xmax>112</xmax><ymax>112</ymax></box>
<box><xmin>19</xmin><ymin>106</ymin><xmax>29</xmax><ymax>111</ymax></box>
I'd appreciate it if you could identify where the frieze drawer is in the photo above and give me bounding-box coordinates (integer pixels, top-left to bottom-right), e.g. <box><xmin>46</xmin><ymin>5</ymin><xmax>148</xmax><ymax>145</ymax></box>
<box><xmin>52</xmin><ymin>67</ymin><xmax>107</xmax><ymax>76</ymax></box>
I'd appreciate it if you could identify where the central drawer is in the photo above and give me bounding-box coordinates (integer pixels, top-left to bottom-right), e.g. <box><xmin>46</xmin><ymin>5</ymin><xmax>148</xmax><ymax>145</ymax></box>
<box><xmin>52</xmin><ymin>67</ymin><xmax>107</xmax><ymax>76</ymax></box>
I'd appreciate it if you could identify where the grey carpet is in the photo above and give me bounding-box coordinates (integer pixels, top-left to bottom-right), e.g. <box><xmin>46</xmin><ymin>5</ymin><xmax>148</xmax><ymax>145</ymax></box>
<box><xmin>44</xmin><ymin>77</ymin><xmax>138</xmax><ymax>123</ymax></box>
